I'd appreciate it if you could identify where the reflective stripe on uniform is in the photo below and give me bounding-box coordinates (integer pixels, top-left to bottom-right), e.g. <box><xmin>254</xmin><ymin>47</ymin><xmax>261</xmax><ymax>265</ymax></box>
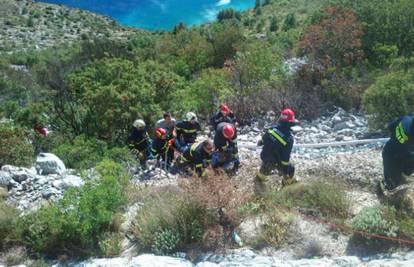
<box><xmin>177</xmin><ymin>127</ymin><xmax>197</xmax><ymax>133</ymax></box>
<box><xmin>281</xmin><ymin>161</ymin><xmax>289</xmax><ymax>166</ymax></box>
<box><xmin>396</xmin><ymin>122</ymin><xmax>409</xmax><ymax>144</ymax></box>
<box><xmin>268</xmin><ymin>129</ymin><xmax>287</xmax><ymax>146</ymax></box>
<box><xmin>190</xmin><ymin>143</ymin><xmax>199</xmax><ymax>157</ymax></box>
<box><xmin>196</xmin><ymin>163</ymin><xmax>203</xmax><ymax>168</ymax></box>
<box><xmin>134</xmin><ymin>138</ymin><xmax>148</xmax><ymax>146</ymax></box>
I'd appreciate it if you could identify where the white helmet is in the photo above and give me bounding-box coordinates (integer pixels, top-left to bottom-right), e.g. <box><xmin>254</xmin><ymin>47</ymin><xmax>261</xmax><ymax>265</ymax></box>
<box><xmin>133</xmin><ymin>119</ymin><xmax>146</xmax><ymax>129</ymax></box>
<box><xmin>186</xmin><ymin>112</ymin><xmax>197</xmax><ymax>121</ymax></box>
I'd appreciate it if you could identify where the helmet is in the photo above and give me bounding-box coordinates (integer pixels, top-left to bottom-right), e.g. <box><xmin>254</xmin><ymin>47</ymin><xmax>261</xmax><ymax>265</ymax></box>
<box><xmin>155</xmin><ymin>127</ymin><xmax>167</xmax><ymax>138</ymax></box>
<box><xmin>279</xmin><ymin>108</ymin><xmax>297</xmax><ymax>123</ymax></box>
<box><xmin>185</xmin><ymin>112</ymin><xmax>197</xmax><ymax>121</ymax></box>
<box><xmin>222</xmin><ymin>124</ymin><xmax>235</xmax><ymax>139</ymax></box>
<box><xmin>220</xmin><ymin>104</ymin><xmax>231</xmax><ymax>116</ymax></box>
<box><xmin>133</xmin><ymin>119</ymin><xmax>146</xmax><ymax>129</ymax></box>
<box><xmin>203</xmin><ymin>140</ymin><xmax>214</xmax><ymax>153</ymax></box>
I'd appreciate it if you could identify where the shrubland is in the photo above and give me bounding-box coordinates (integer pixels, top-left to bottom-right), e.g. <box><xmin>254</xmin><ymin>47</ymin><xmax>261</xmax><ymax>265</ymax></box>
<box><xmin>1</xmin><ymin>0</ymin><xmax>414</xmax><ymax>260</ymax></box>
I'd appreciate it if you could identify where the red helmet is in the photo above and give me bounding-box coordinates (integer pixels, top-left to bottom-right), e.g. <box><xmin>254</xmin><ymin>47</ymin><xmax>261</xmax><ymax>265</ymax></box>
<box><xmin>222</xmin><ymin>124</ymin><xmax>235</xmax><ymax>139</ymax></box>
<box><xmin>155</xmin><ymin>127</ymin><xmax>167</xmax><ymax>138</ymax></box>
<box><xmin>220</xmin><ymin>104</ymin><xmax>231</xmax><ymax>116</ymax></box>
<box><xmin>279</xmin><ymin>108</ymin><xmax>297</xmax><ymax>123</ymax></box>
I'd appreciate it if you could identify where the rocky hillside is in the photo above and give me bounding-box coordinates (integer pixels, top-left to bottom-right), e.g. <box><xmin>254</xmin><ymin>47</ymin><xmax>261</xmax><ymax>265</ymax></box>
<box><xmin>2</xmin><ymin>108</ymin><xmax>414</xmax><ymax>267</ymax></box>
<box><xmin>0</xmin><ymin>0</ymin><xmax>141</xmax><ymax>53</ymax></box>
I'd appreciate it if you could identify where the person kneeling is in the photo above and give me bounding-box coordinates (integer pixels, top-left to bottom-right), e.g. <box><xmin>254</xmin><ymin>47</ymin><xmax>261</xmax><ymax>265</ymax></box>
<box><xmin>175</xmin><ymin>140</ymin><xmax>214</xmax><ymax>177</ymax></box>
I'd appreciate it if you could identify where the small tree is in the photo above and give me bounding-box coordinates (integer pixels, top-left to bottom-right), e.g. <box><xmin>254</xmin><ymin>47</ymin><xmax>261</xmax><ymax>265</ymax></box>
<box><xmin>282</xmin><ymin>13</ymin><xmax>296</xmax><ymax>31</ymax></box>
<box><xmin>269</xmin><ymin>16</ymin><xmax>278</xmax><ymax>32</ymax></box>
<box><xmin>298</xmin><ymin>7</ymin><xmax>363</xmax><ymax>68</ymax></box>
<box><xmin>363</xmin><ymin>70</ymin><xmax>414</xmax><ymax>129</ymax></box>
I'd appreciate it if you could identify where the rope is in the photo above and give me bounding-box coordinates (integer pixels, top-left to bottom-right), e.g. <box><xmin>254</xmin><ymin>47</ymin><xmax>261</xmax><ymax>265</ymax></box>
<box><xmin>274</xmin><ymin>204</ymin><xmax>414</xmax><ymax>245</ymax></box>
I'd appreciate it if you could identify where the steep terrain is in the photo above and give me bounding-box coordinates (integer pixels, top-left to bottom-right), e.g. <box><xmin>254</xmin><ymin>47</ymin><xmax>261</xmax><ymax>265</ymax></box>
<box><xmin>0</xmin><ymin>0</ymin><xmax>141</xmax><ymax>53</ymax></box>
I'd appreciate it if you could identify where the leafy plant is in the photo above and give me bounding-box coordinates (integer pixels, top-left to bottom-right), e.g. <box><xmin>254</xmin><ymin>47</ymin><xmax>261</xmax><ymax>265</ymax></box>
<box><xmin>152</xmin><ymin>229</ymin><xmax>181</xmax><ymax>255</ymax></box>
<box><xmin>351</xmin><ymin>205</ymin><xmax>399</xmax><ymax>246</ymax></box>
<box><xmin>98</xmin><ymin>232</ymin><xmax>123</xmax><ymax>257</ymax></box>
<box><xmin>363</xmin><ymin>69</ymin><xmax>414</xmax><ymax>129</ymax></box>
<box><xmin>267</xmin><ymin>180</ymin><xmax>350</xmax><ymax>220</ymax></box>
<box><xmin>0</xmin><ymin>122</ymin><xmax>34</xmax><ymax>167</ymax></box>
<box><xmin>17</xmin><ymin>160</ymin><xmax>128</xmax><ymax>256</ymax></box>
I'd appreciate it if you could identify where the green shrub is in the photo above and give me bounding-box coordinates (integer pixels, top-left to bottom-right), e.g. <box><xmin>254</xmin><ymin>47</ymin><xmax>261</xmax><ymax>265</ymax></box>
<box><xmin>268</xmin><ymin>180</ymin><xmax>350</xmax><ymax>220</ymax></box>
<box><xmin>0</xmin><ymin>201</ymin><xmax>20</xmax><ymax>250</ymax></box>
<box><xmin>17</xmin><ymin>160</ymin><xmax>128</xmax><ymax>256</ymax></box>
<box><xmin>52</xmin><ymin>135</ymin><xmax>134</xmax><ymax>170</ymax></box>
<box><xmin>0</xmin><ymin>122</ymin><xmax>34</xmax><ymax>167</ymax></box>
<box><xmin>351</xmin><ymin>205</ymin><xmax>399</xmax><ymax>246</ymax></box>
<box><xmin>399</xmin><ymin>216</ymin><xmax>414</xmax><ymax>240</ymax></box>
<box><xmin>52</xmin><ymin>135</ymin><xmax>107</xmax><ymax>169</ymax></box>
<box><xmin>132</xmin><ymin>186</ymin><xmax>211</xmax><ymax>255</ymax></box>
<box><xmin>152</xmin><ymin>229</ymin><xmax>181</xmax><ymax>255</ymax></box>
<box><xmin>363</xmin><ymin>70</ymin><xmax>414</xmax><ymax>129</ymax></box>
<box><xmin>98</xmin><ymin>232</ymin><xmax>123</xmax><ymax>257</ymax></box>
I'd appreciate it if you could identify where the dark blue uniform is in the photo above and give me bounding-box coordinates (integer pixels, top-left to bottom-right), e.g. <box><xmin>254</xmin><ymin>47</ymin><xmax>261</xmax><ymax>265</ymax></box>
<box><xmin>127</xmin><ymin>128</ymin><xmax>151</xmax><ymax>168</ymax></box>
<box><xmin>382</xmin><ymin>115</ymin><xmax>414</xmax><ymax>190</ymax></box>
<box><xmin>260</xmin><ymin>123</ymin><xmax>294</xmax><ymax>177</ymax></box>
<box><xmin>151</xmin><ymin>137</ymin><xmax>174</xmax><ymax>166</ymax></box>
<box><xmin>175</xmin><ymin>120</ymin><xmax>201</xmax><ymax>152</ymax></box>
<box><xmin>180</xmin><ymin>142</ymin><xmax>212</xmax><ymax>177</ymax></box>
<box><xmin>212</xmin><ymin>122</ymin><xmax>239</xmax><ymax>170</ymax></box>
<box><xmin>210</xmin><ymin>111</ymin><xmax>236</xmax><ymax>131</ymax></box>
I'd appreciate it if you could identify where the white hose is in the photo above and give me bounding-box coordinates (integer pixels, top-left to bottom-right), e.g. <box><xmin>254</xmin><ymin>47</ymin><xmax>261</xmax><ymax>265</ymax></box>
<box><xmin>239</xmin><ymin>138</ymin><xmax>389</xmax><ymax>150</ymax></box>
<box><xmin>294</xmin><ymin>138</ymin><xmax>389</xmax><ymax>149</ymax></box>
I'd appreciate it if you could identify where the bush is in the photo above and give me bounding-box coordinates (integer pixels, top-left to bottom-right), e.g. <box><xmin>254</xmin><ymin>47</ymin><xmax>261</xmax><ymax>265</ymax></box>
<box><xmin>0</xmin><ymin>201</ymin><xmax>20</xmax><ymax>250</ymax></box>
<box><xmin>363</xmin><ymin>70</ymin><xmax>414</xmax><ymax>129</ymax></box>
<box><xmin>399</xmin><ymin>216</ymin><xmax>414</xmax><ymax>240</ymax></box>
<box><xmin>267</xmin><ymin>180</ymin><xmax>350</xmax><ymax>220</ymax></box>
<box><xmin>98</xmin><ymin>232</ymin><xmax>123</xmax><ymax>257</ymax></box>
<box><xmin>17</xmin><ymin>160</ymin><xmax>128</xmax><ymax>256</ymax></box>
<box><xmin>260</xmin><ymin>211</ymin><xmax>291</xmax><ymax>247</ymax></box>
<box><xmin>152</xmin><ymin>229</ymin><xmax>181</xmax><ymax>255</ymax></box>
<box><xmin>0</xmin><ymin>122</ymin><xmax>34</xmax><ymax>167</ymax></box>
<box><xmin>132</xmin><ymin>186</ymin><xmax>210</xmax><ymax>255</ymax></box>
<box><xmin>351</xmin><ymin>205</ymin><xmax>399</xmax><ymax>246</ymax></box>
<box><xmin>52</xmin><ymin>135</ymin><xmax>107</xmax><ymax>169</ymax></box>
<box><xmin>52</xmin><ymin>135</ymin><xmax>135</xmax><ymax>169</ymax></box>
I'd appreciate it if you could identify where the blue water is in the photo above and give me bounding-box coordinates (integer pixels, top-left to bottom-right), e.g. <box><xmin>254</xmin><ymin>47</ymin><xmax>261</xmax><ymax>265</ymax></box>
<box><xmin>38</xmin><ymin>0</ymin><xmax>255</xmax><ymax>30</ymax></box>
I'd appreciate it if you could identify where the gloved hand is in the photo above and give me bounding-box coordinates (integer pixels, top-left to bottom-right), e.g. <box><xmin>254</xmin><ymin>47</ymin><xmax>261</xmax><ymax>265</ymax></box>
<box><xmin>168</xmin><ymin>139</ymin><xmax>174</xmax><ymax>147</ymax></box>
<box><xmin>257</xmin><ymin>139</ymin><xmax>263</xmax><ymax>146</ymax></box>
<box><xmin>138</xmin><ymin>151</ymin><xmax>145</xmax><ymax>160</ymax></box>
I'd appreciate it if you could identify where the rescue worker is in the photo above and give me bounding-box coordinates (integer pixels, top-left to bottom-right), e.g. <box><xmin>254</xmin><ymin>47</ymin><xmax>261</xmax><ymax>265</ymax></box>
<box><xmin>257</xmin><ymin>108</ymin><xmax>297</xmax><ymax>187</ymax></box>
<box><xmin>127</xmin><ymin>119</ymin><xmax>151</xmax><ymax>170</ymax></box>
<box><xmin>151</xmin><ymin>127</ymin><xmax>175</xmax><ymax>168</ymax></box>
<box><xmin>175</xmin><ymin>112</ymin><xmax>201</xmax><ymax>152</ymax></box>
<box><xmin>175</xmin><ymin>140</ymin><xmax>214</xmax><ymax>177</ymax></box>
<box><xmin>155</xmin><ymin>112</ymin><xmax>176</xmax><ymax>139</ymax></box>
<box><xmin>379</xmin><ymin>115</ymin><xmax>414</xmax><ymax>192</ymax></box>
<box><xmin>210</xmin><ymin>104</ymin><xmax>236</xmax><ymax>131</ymax></box>
<box><xmin>212</xmin><ymin>122</ymin><xmax>240</xmax><ymax>173</ymax></box>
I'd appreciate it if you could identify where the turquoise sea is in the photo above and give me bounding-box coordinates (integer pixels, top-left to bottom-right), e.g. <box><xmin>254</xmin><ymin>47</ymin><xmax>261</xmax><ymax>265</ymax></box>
<box><xmin>38</xmin><ymin>0</ymin><xmax>255</xmax><ymax>30</ymax></box>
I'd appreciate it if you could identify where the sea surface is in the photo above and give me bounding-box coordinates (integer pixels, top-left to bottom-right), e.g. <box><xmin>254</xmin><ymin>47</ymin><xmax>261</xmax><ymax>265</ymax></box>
<box><xmin>38</xmin><ymin>0</ymin><xmax>255</xmax><ymax>30</ymax></box>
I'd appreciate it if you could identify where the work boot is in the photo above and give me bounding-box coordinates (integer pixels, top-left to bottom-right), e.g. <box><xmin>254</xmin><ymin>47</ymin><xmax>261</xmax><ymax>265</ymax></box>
<box><xmin>376</xmin><ymin>180</ymin><xmax>389</xmax><ymax>198</ymax></box>
<box><xmin>256</xmin><ymin>172</ymin><xmax>268</xmax><ymax>183</ymax></box>
<box><xmin>281</xmin><ymin>176</ymin><xmax>297</xmax><ymax>188</ymax></box>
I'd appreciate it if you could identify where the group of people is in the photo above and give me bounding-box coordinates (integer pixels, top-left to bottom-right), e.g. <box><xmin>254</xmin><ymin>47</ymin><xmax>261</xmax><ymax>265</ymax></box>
<box><xmin>127</xmin><ymin>103</ymin><xmax>414</xmax><ymax>192</ymax></box>
<box><xmin>127</xmin><ymin>104</ymin><xmax>240</xmax><ymax>177</ymax></box>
